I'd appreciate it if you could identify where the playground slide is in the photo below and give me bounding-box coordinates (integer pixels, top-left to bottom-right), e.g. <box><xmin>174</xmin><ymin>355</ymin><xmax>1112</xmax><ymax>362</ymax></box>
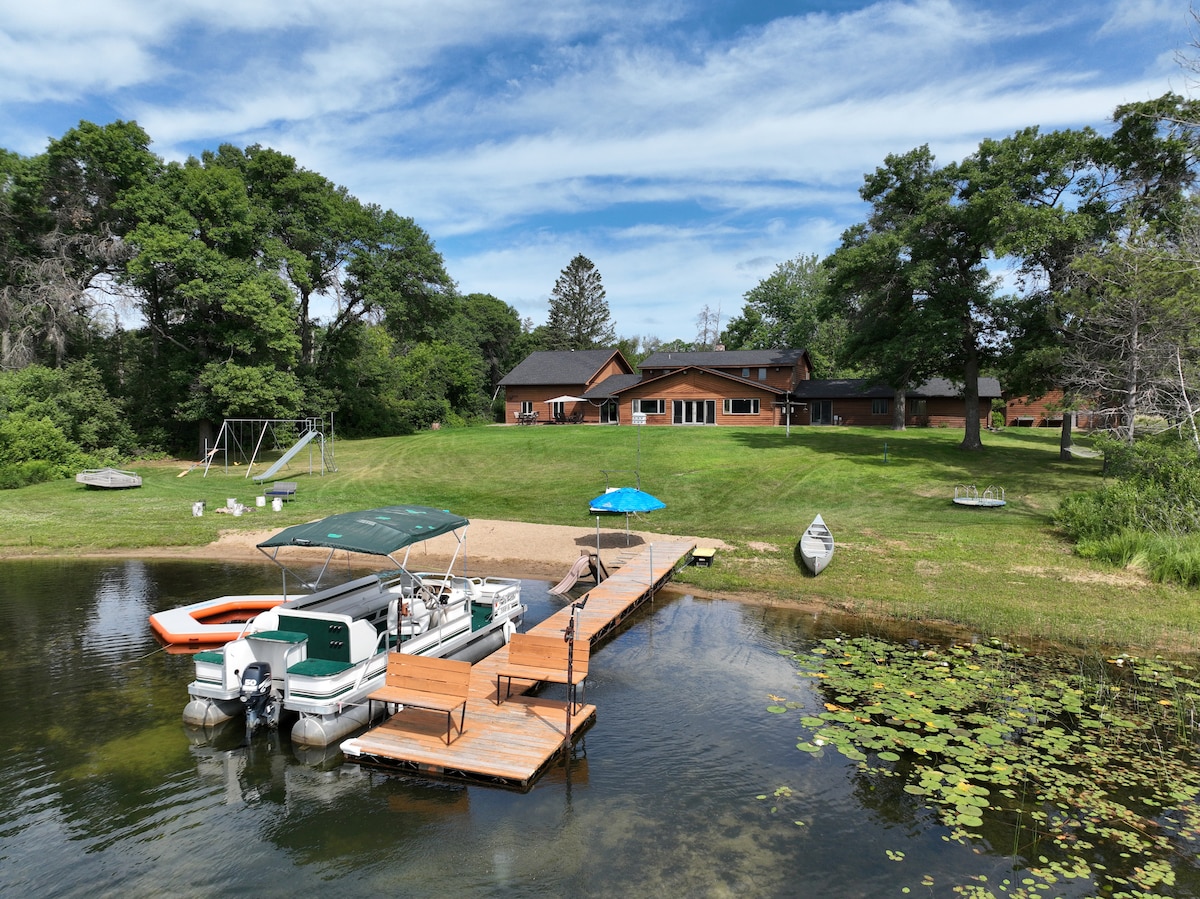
<box><xmin>252</xmin><ymin>430</ymin><xmax>319</xmax><ymax>482</ymax></box>
<box><xmin>549</xmin><ymin>554</ymin><xmax>595</xmax><ymax>595</ymax></box>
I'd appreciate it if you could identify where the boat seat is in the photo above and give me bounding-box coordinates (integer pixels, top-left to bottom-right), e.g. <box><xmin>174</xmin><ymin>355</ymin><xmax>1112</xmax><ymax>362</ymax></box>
<box><xmin>287</xmin><ymin>658</ymin><xmax>355</xmax><ymax>677</ymax></box>
<box><xmin>248</xmin><ymin>629</ymin><xmax>308</xmax><ymax>644</ymax></box>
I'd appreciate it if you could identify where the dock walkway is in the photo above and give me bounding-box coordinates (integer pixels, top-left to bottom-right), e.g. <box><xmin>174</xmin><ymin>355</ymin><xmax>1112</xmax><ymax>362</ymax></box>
<box><xmin>340</xmin><ymin>539</ymin><xmax>695</xmax><ymax>789</ymax></box>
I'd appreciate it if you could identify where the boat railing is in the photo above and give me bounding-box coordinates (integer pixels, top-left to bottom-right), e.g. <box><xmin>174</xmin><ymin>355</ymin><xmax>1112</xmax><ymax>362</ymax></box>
<box><xmin>350</xmin><ymin>630</ymin><xmax>394</xmax><ymax>696</ymax></box>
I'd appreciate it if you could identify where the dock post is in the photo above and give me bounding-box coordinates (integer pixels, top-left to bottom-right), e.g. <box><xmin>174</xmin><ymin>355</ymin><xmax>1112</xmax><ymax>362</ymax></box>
<box><xmin>563</xmin><ymin>597</ymin><xmax>587</xmax><ymax>753</ymax></box>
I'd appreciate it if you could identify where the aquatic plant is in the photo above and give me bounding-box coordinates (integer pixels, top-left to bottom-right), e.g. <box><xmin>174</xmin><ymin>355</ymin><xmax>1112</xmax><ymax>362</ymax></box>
<box><xmin>768</xmin><ymin>636</ymin><xmax>1200</xmax><ymax>897</ymax></box>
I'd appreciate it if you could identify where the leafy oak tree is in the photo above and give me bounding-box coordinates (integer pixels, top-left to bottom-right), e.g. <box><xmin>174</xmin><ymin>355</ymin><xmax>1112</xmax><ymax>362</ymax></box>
<box><xmin>826</xmin><ymin>146</ymin><xmax>1006</xmax><ymax>448</ymax></box>
<box><xmin>120</xmin><ymin>156</ymin><xmax>302</xmax><ymax>449</ymax></box>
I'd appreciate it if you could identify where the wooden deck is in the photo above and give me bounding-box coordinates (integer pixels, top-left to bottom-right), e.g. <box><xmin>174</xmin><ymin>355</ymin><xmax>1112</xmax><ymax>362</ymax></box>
<box><xmin>340</xmin><ymin>539</ymin><xmax>695</xmax><ymax>789</ymax></box>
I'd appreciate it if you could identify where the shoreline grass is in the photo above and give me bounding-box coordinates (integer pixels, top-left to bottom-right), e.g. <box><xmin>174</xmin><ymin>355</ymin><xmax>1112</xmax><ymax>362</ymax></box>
<box><xmin>3</xmin><ymin>425</ymin><xmax>1197</xmax><ymax>653</ymax></box>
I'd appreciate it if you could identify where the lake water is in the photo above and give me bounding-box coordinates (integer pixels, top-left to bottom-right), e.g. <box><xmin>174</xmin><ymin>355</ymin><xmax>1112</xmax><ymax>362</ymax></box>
<box><xmin>1</xmin><ymin>559</ymin><xmax>1195</xmax><ymax>898</ymax></box>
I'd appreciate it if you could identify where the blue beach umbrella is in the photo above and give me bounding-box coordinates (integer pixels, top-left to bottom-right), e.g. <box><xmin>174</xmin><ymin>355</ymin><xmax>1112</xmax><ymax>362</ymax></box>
<box><xmin>589</xmin><ymin>487</ymin><xmax>666</xmax><ymax>549</ymax></box>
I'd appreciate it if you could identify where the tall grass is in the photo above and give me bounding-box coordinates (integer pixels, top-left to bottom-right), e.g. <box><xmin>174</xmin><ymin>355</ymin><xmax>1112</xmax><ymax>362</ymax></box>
<box><xmin>2</xmin><ymin>424</ymin><xmax>1197</xmax><ymax>652</ymax></box>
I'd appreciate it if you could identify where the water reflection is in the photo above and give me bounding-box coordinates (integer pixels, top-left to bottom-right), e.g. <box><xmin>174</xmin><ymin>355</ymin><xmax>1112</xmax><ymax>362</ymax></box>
<box><xmin>3</xmin><ymin>558</ymin><xmax>1196</xmax><ymax>897</ymax></box>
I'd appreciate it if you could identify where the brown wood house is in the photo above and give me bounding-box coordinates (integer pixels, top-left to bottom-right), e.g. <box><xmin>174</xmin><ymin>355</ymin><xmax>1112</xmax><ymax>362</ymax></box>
<box><xmin>500</xmin><ymin>347</ymin><xmax>1000</xmax><ymax>428</ymax></box>
<box><xmin>1005</xmin><ymin>390</ymin><xmax>1107</xmax><ymax>430</ymax></box>
<box><xmin>792</xmin><ymin>377</ymin><xmax>1000</xmax><ymax>427</ymax></box>
<box><xmin>498</xmin><ymin>349</ymin><xmax>635</xmax><ymax>424</ymax></box>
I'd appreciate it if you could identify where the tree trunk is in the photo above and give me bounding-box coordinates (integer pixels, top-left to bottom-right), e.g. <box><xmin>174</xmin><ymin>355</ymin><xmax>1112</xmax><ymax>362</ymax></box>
<box><xmin>892</xmin><ymin>390</ymin><xmax>907</xmax><ymax>430</ymax></box>
<box><xmin>198</xmin><ymin>418</ymin><xmax>216</xmax><ymax>459</ymax></box>
<box><xmin>1059</xmin><ymin>413</ymin><xmax>1073</xmax><ymax>461</ymax></box>
<box><xmin>959</xmin><ymin>351</ymin><xmax>984</xmax><ymax>451</ymax></box>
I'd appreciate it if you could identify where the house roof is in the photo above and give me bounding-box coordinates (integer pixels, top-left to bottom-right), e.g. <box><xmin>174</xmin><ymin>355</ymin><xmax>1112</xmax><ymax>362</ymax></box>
<box><xmin>639</xmin><ymin>348</ymin><xmax>809</xmax><ymax>370</ymax></box>
<box><xmin>583</xmin><ymin>373</ymin><xmax>644</xmax><ymax>399</ymax></box>
<box><xmin>790</xmin><ymin>379</ymin><xmax>892</xmax><ymax>399</ymax></box>
<box><xmin>790</xmin><ymin>377</ymin><xmax>1003</xmax><ymax>400</ymax></box>
<box><xmin>585</xmin><ymin>367</ymin><xmax>788</xmax><ymax>399</ymax></box>
<box><xmin>498</xmin><ymin>349</ymin><xmax>630</xmax><ymax>386</ymax></box>
<box><xmin>913</xmin><ymin>377</ymin><xmax>1002</xmax><ymax>399</ymax></box>
<box><xmin>499</xmin><ymin>346</ymin><xmax>1002</xmax><ymax>402</ymax></box>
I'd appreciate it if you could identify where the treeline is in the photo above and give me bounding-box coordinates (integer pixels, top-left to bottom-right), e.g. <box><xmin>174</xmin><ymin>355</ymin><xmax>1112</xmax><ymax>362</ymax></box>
<box><xmin>0</xmin><ymin>121</ymin><xmax>549</xmax><ymax>483</ymax></box>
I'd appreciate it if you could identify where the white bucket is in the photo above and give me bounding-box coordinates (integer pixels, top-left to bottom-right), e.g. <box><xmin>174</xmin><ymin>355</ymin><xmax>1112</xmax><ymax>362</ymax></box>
<box><xmin>192</xmin><ymin>501</ymin><xmax>204</xmax><ymax>517</ymax></box>
<box><xmin>256</xmin><ymin>496</ymin><xmax>266</xmax><ymax>507</ymax></box>
<box><xmin>226</xmin><ymin>497</ymin><xmax>236</xmax><ymax>509</ymax></box>
<box><xmin>272</xmin><ymin>497</ymin><xmax>283</xmax><ymax>511</ymax></box>
<box><xmin>233</xmin><ymin>504</ymin><xmax>243</xmax><ymax>517</ymax></box>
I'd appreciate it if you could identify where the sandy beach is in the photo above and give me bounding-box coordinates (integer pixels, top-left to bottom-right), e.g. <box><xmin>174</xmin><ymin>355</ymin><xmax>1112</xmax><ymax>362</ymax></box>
<box><xmin>90</xmin><ymin>518</ymin><xmax>729</xmax><ymax>584</ymax></box>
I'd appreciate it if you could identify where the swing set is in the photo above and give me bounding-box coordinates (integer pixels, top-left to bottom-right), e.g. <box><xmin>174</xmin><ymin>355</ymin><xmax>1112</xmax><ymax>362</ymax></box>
<box><xmin>193</xmin><ymin>415</ymin><xmax>337</xmax><ymax>479</ymax></box>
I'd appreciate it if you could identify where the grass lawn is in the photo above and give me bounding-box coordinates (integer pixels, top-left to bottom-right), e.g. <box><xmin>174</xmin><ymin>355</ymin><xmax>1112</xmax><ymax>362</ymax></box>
<box><xmin>3</xmin><ymin>423</ymin><xmax>1197</xmax><ymax>652</ymax></box>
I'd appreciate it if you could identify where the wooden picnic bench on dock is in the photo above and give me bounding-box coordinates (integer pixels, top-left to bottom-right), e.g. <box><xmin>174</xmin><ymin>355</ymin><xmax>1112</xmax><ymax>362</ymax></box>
<box><xmin>496</xmin><ymin>632</ymin><xmax>589</xmax><ymax>709</ymax></box>
<box><xmin>367</xmin><ymin>653</ymin><xmax>472</xmax><ymax>744</ymax></box>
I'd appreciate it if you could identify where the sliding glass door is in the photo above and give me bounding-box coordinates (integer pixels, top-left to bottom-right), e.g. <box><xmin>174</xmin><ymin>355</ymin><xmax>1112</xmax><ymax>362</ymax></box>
<box><xmin>672</xmin><ymin>400</ymin><xmax>716</xmax><ymax>424</ymax></box>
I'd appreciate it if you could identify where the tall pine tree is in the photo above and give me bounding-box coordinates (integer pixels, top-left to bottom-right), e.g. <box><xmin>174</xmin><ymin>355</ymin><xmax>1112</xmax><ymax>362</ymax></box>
<box><xmin>546</xmin><ymin>254</ymin><xmax>615</xmax><ymax>350</ymax></box>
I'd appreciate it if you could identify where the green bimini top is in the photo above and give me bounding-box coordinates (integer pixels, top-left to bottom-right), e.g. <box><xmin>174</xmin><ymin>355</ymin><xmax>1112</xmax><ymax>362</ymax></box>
<box><xmin>256</xmin><ymin>506</ymin><xmax>469</xmax><ymax>557</ymax></box>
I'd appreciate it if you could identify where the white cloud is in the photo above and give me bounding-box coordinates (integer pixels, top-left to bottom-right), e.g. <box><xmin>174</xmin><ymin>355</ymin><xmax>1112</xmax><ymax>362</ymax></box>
<box><xmin>0</xmin><ymin>0</ymin><xmax>1191</xmax><ymax>338</ymax></box>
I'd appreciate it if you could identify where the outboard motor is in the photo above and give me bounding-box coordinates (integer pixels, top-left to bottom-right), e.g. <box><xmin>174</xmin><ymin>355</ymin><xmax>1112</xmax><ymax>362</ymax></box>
<box><xmin>240</xmin><ymin>662</ymin><xmax>277</xmax><ymax>735</ymax></box>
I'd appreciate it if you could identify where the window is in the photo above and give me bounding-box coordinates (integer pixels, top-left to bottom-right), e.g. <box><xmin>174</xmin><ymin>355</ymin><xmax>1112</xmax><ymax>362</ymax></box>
<box><xmin>723</xmin><ymin>398</ymin><xmax>760</xmax><ymax>415</ymax></box>
<box><xmin>634</xmin><ymin>398</ymin><xmax>665</xmax><ymax>414</ymax></box>
<box><xmin>520</xmin><ymin>401</ymin><xmax>533</xmax><ymax>414</ymax></box>
<box><xmin>872</xmin><ymin>398</ymin><xmax>889</xmax><ymax>415</ymax></box>
<box><xmin>758</xmin><ymin>368</ymin><xmax>767</xmax><ymax>380</ymax></box>
<box><xmin>741</xmin><ymin>367</ymin><xmax>750</xmax><ymax>378</ymax></box>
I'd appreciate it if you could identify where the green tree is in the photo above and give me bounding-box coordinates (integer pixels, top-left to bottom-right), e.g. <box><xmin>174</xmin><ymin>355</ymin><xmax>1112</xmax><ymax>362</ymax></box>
<box><xmin>394</xmin><ymin>340</ymin><xmax>486</xmax><ymax>427</ymax></box>
<box><xmin>207</xmin><ymin>144</ymin><xmax>370</xmax><ymax>366</ymax></box>
<box><xmin>826</xmin><ymin>145</ymin><xmax>1006</xmax><ymax>447</ymax></box>
<box><xmin>967</xmin><ymin>125</ymin><xmax>1118</xmax><ymax>458</ymax></box>
<box><xmin>1</xmin><ymin>121</ymin><xmax>158</xmax><ymax>368</ymax></box>
<box><xmin>121</xmin><ymin>157</ymin><xmax>300</xmax><ymax>449</ymax></box>
<box><xmin>975</xmin><ymin>100</ymin><xmax>1200</xmax><ymax>459</ymax></box>
<box><xmin>450</xmin><ymin>292</ymin><xmax>522</xmax><ymax>396</ymax></box>
<box><xmin>545</xmin><ymin>254</ymin><xmax>615</xmax><ymax>350</ymax></box>
<box><xmin>341</xmin><ymin>207</ymin><xmax>456</xmax><ymax>352</ymax></box>
<box><xmin>1065</xmin><ymin>216</ymin><xmax>1200</xmax><ymax>446</ymax></box>
<box><xmin>0</xmin><ymin>360</ymin><xmax>136</xmax><ymax>455</ymax></box>
<box><xmin>725</xmin><ymin>253</ymin><xmax>847</xmax><ymax>375</ymax></box>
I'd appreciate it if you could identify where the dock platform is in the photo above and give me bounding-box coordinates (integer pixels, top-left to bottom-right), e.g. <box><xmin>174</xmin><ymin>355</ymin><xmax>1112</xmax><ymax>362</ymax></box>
<box><xmin>341</xmin><ymin>539</ymin><xmax>695</xmax><ymax>789</ymax></box>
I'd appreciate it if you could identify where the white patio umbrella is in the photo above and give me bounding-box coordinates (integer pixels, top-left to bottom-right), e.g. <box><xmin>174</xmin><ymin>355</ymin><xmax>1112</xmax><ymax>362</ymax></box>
<box><xmin>543</xmin><ymin>395</ymin><xmax>587</xmax><ymax>404</ymax></box>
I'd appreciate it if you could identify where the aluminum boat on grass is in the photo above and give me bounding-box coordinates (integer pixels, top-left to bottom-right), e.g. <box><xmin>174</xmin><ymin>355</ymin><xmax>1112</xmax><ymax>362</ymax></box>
<box><xmin>180</xmin><ymin>505</ymin><xmax>525</xmax><ymax>747</ymax></box>
<box><xmin>799</xmin><ymin>514</ymin><xmax>834</xmax><ymax>575</ymax></box>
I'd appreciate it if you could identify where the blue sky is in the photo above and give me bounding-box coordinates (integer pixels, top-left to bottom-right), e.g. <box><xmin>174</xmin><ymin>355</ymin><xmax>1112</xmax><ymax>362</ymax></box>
<box><xmin>0</xmin><ymin>0</ymin><xmax>1190</xmax><ymax>342</ymax></box>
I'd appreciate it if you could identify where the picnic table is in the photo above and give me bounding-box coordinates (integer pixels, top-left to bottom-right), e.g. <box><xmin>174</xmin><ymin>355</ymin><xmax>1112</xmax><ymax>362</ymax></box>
<box><xmin>516</xmin><ymin>411</ymin><xmax>539</xmax><ymax>425</ymax></box>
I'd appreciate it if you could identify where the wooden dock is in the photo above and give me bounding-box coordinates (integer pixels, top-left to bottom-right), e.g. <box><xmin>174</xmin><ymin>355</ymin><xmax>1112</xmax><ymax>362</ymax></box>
<box><xmin>340</xmin><ymin>539</ymin><xmax>696</xmax><ymax>789</ymax></box>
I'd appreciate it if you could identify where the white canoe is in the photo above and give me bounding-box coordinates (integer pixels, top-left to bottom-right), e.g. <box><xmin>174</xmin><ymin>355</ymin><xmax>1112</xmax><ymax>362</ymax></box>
<box><xmin>800</xmin><ymin>514</ymin><xmax>834</xmax><ymax>575</ymax></box>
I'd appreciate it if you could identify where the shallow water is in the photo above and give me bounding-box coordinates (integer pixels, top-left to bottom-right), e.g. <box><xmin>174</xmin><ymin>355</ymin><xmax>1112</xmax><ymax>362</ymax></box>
<box><xmin>1</xmin><ymin>558</ymin><xmax>1193</xmax><ymax>898</ymax></box>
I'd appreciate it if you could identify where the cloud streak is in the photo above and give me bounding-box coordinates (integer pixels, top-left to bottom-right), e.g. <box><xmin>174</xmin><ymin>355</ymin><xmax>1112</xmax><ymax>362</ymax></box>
<box><xmin>0</xmin><ymin>0</ymin><xmax>1189</xmax><ymax>339</ymax></box>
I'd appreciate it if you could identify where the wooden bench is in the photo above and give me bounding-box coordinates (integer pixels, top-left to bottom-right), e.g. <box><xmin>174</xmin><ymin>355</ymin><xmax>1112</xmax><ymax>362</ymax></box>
<box><xmin>496</xmin><ymin>632</ymin><xmax>590</xmax><ymax>709</ymax></box>
<box><xmin>264</xmin><ymin>481</ymin><xmax>298</xmax><ymax>501</ymax></box>
<box><xmin>367</xmin><ymin>653</ymin><xmax>472</xmax><ymax>744</ymax></box>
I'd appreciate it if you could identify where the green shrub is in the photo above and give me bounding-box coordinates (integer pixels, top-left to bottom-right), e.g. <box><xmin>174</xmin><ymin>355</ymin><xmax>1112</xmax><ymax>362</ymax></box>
<box><xmin>1056</xmin><ymin>434</ymin><xmax>1200</xmax><ymax>540</ymax></box>
<box><xmin>1059</xmin><ymin>434</ymin><xmax>1200</xmax><ymax>586</ymax></box>
<box><xmin>0</xmin><ymin>460</ymin><xmax>63</xmax><ymax>489</ymax></box>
